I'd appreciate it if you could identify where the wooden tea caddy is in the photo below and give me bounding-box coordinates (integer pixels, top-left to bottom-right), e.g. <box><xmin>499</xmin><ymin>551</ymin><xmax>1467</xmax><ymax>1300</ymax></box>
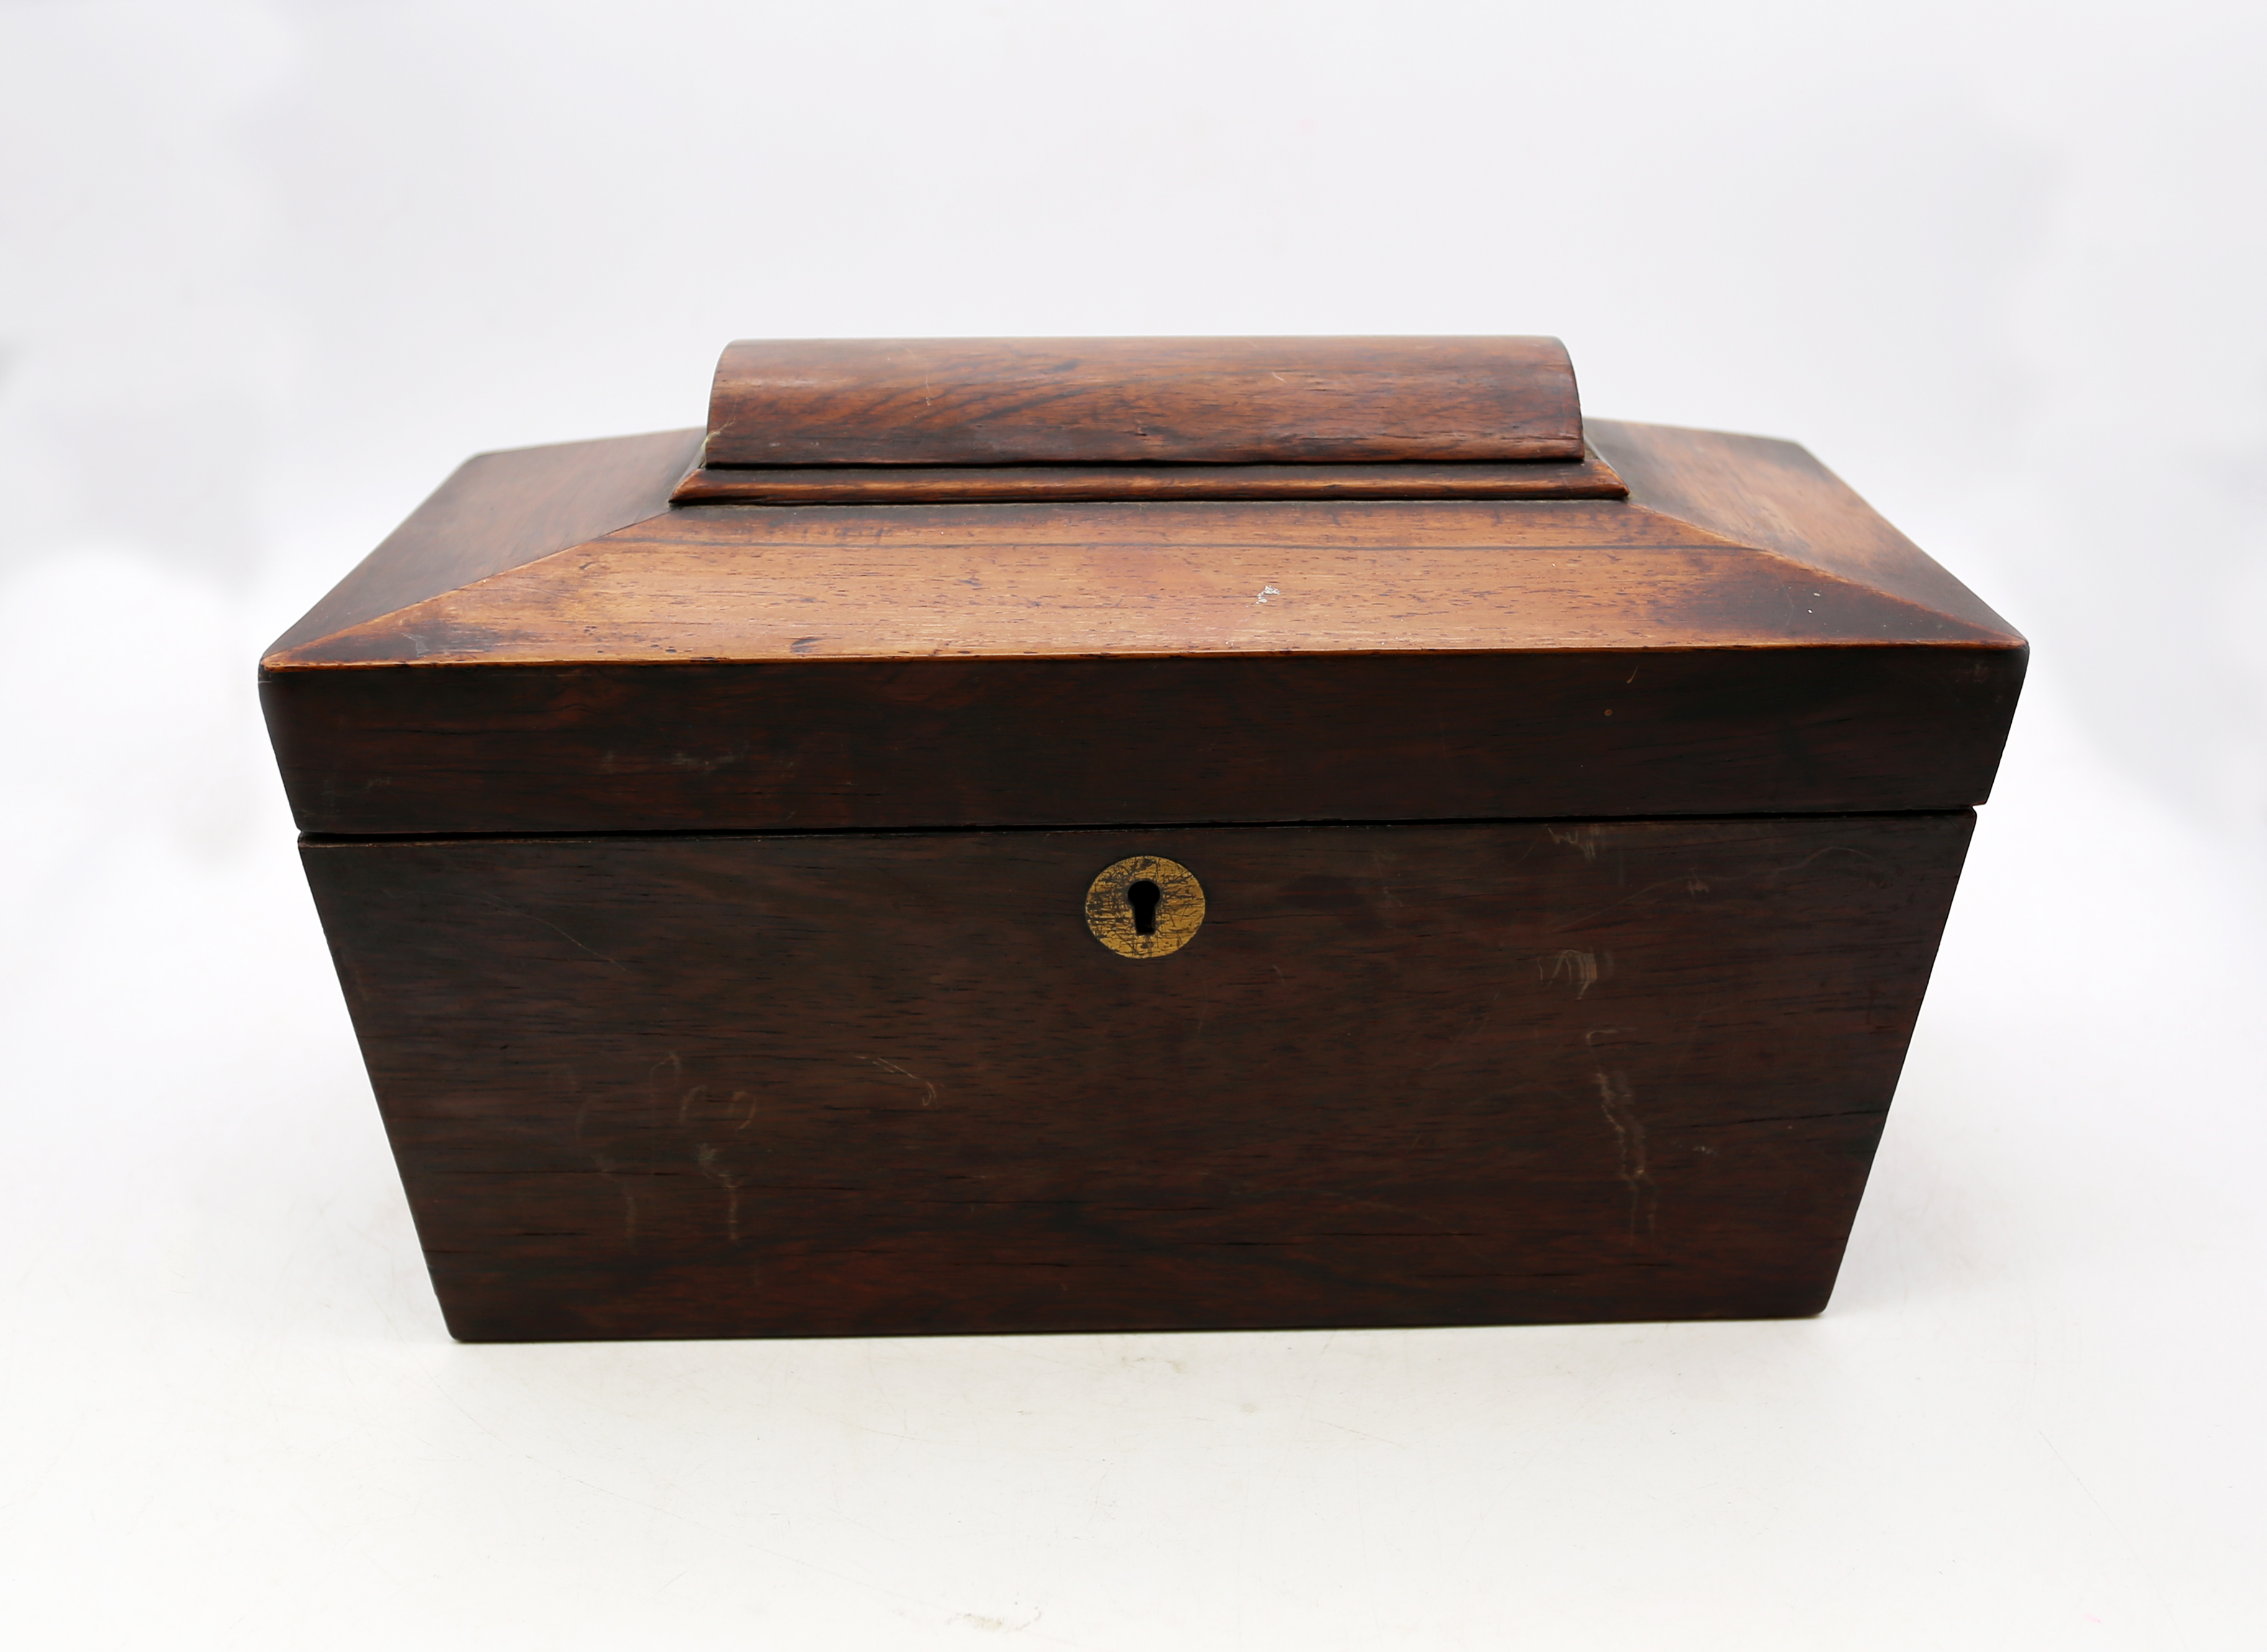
<box><xmin>263</xmin><ymin>337</ymin><xmax>2025</xmax><ymax>1342</ymax></box>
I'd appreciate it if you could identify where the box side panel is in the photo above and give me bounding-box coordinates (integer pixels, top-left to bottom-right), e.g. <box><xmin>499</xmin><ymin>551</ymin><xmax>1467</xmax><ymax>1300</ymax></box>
<box><xmin>266</xmin><ymin>648</ymin><xmax>2022</xmax><ymax>836</ymax></box>
<box><xmin>303</xmin><ymin>813</ymin><xmax>1973</xmax><ymax>1341</ymax></box>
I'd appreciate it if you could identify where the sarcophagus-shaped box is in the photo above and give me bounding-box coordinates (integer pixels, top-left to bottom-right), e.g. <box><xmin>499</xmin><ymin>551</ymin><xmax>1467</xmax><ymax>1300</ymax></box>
<box><xmin>263</xmin><ymin>338</ymin><xmax>2024</xmax><ymax>1341</ymax></box>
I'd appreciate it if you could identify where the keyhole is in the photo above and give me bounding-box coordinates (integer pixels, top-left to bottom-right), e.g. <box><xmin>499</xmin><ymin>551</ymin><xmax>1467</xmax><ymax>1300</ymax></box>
<box><xmin>1085</xmin><ymin>856</ymin><xmax>1203</xmax><ymax>958</ymax></box>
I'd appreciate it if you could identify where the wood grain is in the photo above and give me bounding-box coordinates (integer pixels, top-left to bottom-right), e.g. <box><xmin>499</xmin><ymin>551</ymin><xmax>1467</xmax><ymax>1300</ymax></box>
<box><xmin>265</xmin><ymin>495</ymin><xmax>2009</xmax><ymax>666</ymax></box>
<box><xmin>700</xmin><ymin>336</ymin><xmax>1584</xmax><ymax>467</ymax></box>
<box><xmin>306</xmin><ymin>812</ymin><xmax>1970</xmax><ymax>1341</ymax></box>
<box><xmin>259</xmin><ymin>420</ymin><xmax>2024</xmax><ymax>837</ymax></box>
<box><xmin>266</xmin><ymin>648</ymin><xmax>2022</xmax><ymax>837</ymax></box>
<box><xmin>667</xmin><ymin>452</ymin><xmax>1627</xmax><ymax>505</ymax></box>
<box><xmin>267</xmin><ymin>423</ymin><xmax>2017</xmax><ymax>672</ymax></box>
<box><xmin>266</xmin><ymin>428</ymin><xmax>701</xmax><ymax>657</ymax></box>
<box><xmin>1588</xmin><ymin>420</ymin><xmax>2016</xmax><ymax>634</ymax></box>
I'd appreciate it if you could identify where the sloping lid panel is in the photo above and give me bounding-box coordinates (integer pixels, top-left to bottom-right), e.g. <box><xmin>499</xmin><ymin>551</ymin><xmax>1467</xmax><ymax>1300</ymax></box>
<box><xmin>266</xmin><ymin>428</ymin><xmax>704</xmax><ymax>657</ymax></box>
<box><xmin>260</xmin><ymin>419</ymin><xmax>2025</xmax><ymax>836</ymax></box>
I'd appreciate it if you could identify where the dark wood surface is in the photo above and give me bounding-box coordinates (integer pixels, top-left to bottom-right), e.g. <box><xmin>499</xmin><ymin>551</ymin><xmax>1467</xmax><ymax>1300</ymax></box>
<box><xmin>261</xmin><ymin>420</ymin><xmax>2024</xmax><ymax>836</ymax></box>
<box><xmin>268</xmin><ymin>648</ymin><xmax>2021</xmax><ymax>837</ymax></box>
<box><xmin>306</xmin><ymin>811</ymin><xmax>1971</xmax><ymax>1341</ymax></box>
<box><xmin>667</xmin><ymin>451</ymin><xmax>1627</xmax><ymax>505</ymax></box>
<box><xmin>699</xmin><ymin>336</ymin><xmax>1585</xmax><ymax>467</ymax></box>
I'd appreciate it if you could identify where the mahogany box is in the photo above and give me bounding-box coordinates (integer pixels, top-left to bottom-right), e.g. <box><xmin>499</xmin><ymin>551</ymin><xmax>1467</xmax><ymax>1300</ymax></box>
<box><xmin>262</xmin><ymin>337</ymin><xmax>2025</xmax><ymax>1342</ymax></box>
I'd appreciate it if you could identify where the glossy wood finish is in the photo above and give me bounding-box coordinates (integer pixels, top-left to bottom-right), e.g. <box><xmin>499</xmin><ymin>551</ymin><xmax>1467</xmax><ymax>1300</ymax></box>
<box><xmin>667</xmin><ymin>451</ymin><xmax>1627</xmax><ymax>505</ymax></box>
<box><xmin>305</xmin><ymin>812</ymin><xmax>1971</xmax><ymax>1342</ymax></box>
<box><xmin>269</xmin><ymin>488</ymin><xmax>2011</xmax><ymax>667</ymax></box>
<box><xmin>268</xmin><ymin>421</ymin><xmax>2016</xmax><ymax>668</ymax></box>
<box><xmin>268</xmin><ymin>428</ymin><xmax>705</xmax><ymax>657</ymax></box>
<box><xmin>268</xmin><ymin>346</ymin><xmax>2025</xmax><ymax>1341</ymax></box>
<box><xmin>699</xmin><ymin>336</ymin><xmax>1585</xmax><ymax>466</ymax></box>
<box><xmin>261</xmin><ymin>420</ymin><xmax>2024</xmax><ymax>837</ymax></box>
<box><xmin>266</xmin><ymin>649</ymin><xmax>2017</xmax><ymax>837</ymax></box>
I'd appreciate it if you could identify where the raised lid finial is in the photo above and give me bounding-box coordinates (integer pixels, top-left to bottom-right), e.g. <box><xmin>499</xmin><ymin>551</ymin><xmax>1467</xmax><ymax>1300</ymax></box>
<box><xmin>699</xmin><ymin>336</ymin><xmax>1584</xmax><ymax>469</ymax></box>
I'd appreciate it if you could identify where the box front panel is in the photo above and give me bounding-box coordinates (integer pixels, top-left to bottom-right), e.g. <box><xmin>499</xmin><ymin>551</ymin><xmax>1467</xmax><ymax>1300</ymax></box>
<box><xmin>305</xmin><ymin>814</ymin><xmax>1971</xmax><ymax>1340</ymax></box>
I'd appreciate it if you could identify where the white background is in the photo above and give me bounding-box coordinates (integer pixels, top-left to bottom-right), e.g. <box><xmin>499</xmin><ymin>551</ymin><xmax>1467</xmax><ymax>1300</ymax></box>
<box><xmin>2</xmin><ymin>2</ymin><xmax>2263</xmax><ymax>1646</ymax></box>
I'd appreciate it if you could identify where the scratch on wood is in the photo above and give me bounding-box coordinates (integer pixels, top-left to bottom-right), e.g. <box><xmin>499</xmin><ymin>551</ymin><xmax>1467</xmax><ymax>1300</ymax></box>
<box><xmin>1549</xmin><ymin>825</ymin><xmax>1603</xmax><ymax>863</ymax></box>
<box><xmin>1594</xmin><ymin>1069</ymin><xmax>1657</xmax><ymax>1240</ymax></box>
<box><xmin>866</xmin><ymin>1055</ymin><xmax>938</xmax><ymax>1106</ymax></box>
<box><xmin>482</xmin><ymin>898</ymin><xmax>630</xmax><ymax>972</ymax></box>
<box><xmin>590</xmin><ymin>1154</ymin><xmax>640</xmax><ymax>1250</ymax></box>
<box><xmin>1768</xmin><ymin>844</ymin><xmax>1894</xmax><ymax>883</ymax></box>
<box><xmin>695</xmin><ymin>1143</ymin><xmax>746</xmax><ymax>1244</ymax></box>
<box><xmin>1540</xmin><ymin>949</ymin><xmax>1607</xmax><ymax>998</ymax></box>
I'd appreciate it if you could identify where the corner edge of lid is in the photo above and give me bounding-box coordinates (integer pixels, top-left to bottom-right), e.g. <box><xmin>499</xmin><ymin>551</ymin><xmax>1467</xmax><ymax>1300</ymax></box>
<box><xmin>1588</xmin><ymin>417</ymin><xmax>2025</xmax><ymax>648</ymax></box>
<box><xmin>261</xmin><ymin>428</ymin><xmax>705</xmax><ymax>670</ymax></box>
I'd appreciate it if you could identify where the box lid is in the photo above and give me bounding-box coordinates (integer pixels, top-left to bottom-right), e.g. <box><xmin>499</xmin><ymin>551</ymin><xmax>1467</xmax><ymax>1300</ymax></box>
<box><xmin>261</xmin><ymin>338</ymin><xmax>2024</xmax><ymax>837</ymax></box>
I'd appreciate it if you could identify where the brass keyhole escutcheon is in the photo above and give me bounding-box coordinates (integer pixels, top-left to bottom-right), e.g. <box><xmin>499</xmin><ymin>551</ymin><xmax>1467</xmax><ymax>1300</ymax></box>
<box><xmin>1085</xmin><ymin>856</ymin><xmax>1205</xmax><ymax>959</ymax></box>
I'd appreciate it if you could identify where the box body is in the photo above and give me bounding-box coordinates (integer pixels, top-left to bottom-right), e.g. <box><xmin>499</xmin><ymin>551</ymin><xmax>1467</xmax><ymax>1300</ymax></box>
<box><xmin>265</xmin><ymin>341</ymin><xmax>2023</xmax><ymax>1340</ymax></box>
<box><xmin>307</xmin><ymin>814</ymin><xmax>1969</xmax><ymax>1341</ymax></box>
